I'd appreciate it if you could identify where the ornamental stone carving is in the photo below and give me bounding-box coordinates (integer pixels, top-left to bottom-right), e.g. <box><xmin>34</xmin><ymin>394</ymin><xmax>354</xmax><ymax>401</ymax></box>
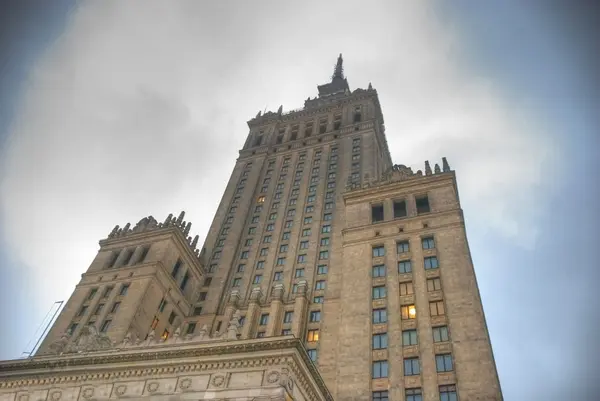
<box><xmin>81</xmin><ymin>388</ymin><xmax>94</xmax><ymax>399</ymax></box>
<box><xmin>211</xmin><ymin>374</ymin><xmax>225</xmax><ymax>388</ymax></box>
<box><xmin>146</xmin><ymin>382</ymin><xmax>159</xmax><ymax>393</ymax></box>
<box><xmin>114</xmin><ymin>385</ymin><xmax>127</xmax><ymax>397</ymax></box>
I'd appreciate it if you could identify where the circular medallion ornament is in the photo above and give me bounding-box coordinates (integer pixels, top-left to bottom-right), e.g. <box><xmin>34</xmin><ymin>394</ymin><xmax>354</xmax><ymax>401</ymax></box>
<box><xmin>115</xmin><ymin>385</ymin><xmax>127</xmax><ymax>396</ymax></box>
<box><xmin>211</xmin><ymin>374</ymin><xmax>225</xmax><ymax>387</ymax></box>
<box><xmin>179</xmin><ymin>378</ymin><xmax>192</xmax><ymax>390</ymax></box>
<box><xmin>146</xmin><ymin>383</ymin><xmax>159</xmax><ymax>393</ymax></box>
<box><xmin>50</xmin><ymin>391</ymin><xmax>62</xmax><ymax>401</ymax></box>
<box><xmin>267</xmin><ymin>371</ymin><xmax>281</xmax><ymax>383</ymax></box>
<box><xmin>82</xmin><ymin>388</ymin><xmax>94</xmax><ymax>399</ymax></box>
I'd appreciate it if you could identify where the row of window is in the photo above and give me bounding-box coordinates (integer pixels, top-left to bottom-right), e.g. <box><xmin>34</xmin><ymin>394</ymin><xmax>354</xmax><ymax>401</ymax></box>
<box><xmin>372</xmin><ymin>352</ymin><xmax>454</xmax><ymax>378</ymax></box>
<box><xmin>371</xmin><ymin>194</ymin><xmax>431</xmax><ymax>223</ymax></box>
<box><xmin>70</xmin><ymin>284</ymin><xmax>130</xmax><ymax>335</ymax></box>
<box><xmin>373</xmin><ymin>385</ymin><xmax>457</xmax><ymax>401</ymax></box>
<box><xmin>373</xmin><ymin>237</ymin><xmax>436</xmax><ymax>257</ymax></box>
<box><xmin>371</xmin><ymin>326</ymin><xmax>450</xmax><ymax>348</ymax></box>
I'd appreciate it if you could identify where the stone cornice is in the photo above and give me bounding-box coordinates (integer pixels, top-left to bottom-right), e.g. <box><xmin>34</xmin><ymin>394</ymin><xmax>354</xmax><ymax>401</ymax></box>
<box><xmin>0</xmin><ymin>337</ymin><xmax>333</xmax><ymax>401</ymax></box>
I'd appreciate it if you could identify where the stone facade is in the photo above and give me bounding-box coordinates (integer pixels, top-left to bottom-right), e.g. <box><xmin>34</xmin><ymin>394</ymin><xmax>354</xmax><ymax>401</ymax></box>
<box><xmin>1</xmin><ymin>55</ymin><xmax>503</xmax><ymax>401</ymax></box>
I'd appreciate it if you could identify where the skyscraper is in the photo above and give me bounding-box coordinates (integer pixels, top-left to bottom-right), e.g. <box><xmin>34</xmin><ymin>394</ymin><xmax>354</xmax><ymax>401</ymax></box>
<box><xmin>3</xmin><ymin>55</ymin><xmax>502</xmax><ymax>401</ymax></box>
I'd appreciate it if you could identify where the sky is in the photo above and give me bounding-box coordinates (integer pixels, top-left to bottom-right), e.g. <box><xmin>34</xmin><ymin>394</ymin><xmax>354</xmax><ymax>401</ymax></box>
<box><xmin>0</xmin><ymin>0</ymin><xmax>598</xmax><ymax>399</ymax></box>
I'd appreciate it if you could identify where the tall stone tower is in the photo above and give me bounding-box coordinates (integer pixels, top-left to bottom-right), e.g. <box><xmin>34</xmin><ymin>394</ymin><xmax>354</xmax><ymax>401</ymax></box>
<box><xmin>17</xmin><ymin>55</ymin><xmax>502</xmax><ymax>401</ymax></box>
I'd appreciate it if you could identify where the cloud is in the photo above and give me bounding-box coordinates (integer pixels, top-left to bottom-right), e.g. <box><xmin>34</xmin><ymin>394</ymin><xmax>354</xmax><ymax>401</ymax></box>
<box><xmin>0</xmin><ymin>0</ymin><xmax>556</xmax><ymax>343</ymax></box>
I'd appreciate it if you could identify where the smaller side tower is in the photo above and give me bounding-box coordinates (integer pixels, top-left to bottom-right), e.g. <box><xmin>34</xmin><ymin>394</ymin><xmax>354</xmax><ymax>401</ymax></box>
<box><xmin>36</xmin><ymin>212</ymin><xmax>206</xmax><ymax>355</ymax></box>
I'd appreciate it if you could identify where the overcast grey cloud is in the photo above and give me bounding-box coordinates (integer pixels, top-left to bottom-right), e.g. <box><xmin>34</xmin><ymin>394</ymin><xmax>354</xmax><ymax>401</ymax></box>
<box><xmin>1</xmin><ymin>0</ymin><xmax>597</xmax><ymax>398</ymax></box>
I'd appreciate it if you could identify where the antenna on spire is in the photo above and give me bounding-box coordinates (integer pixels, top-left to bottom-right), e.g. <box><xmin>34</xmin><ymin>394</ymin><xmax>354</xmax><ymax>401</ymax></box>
<box><xmin>332</xmin><ymin>53</ymin><xmax>344</xmax><ymax>80</ymax></box>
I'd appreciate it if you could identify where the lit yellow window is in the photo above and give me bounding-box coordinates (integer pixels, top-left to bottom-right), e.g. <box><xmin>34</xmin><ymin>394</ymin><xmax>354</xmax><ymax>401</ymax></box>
<box><xmin>307</xmin><ymin>329</ymin><xmax>319</xmax><ymax>342</ymax></box>
<box><xmin>401</xmin><ymin>305</ymin><xmax>417</xmax><ymax>320</ymax></box>
<box><xmin>257</xmin><ymin>196</ymin><xmax>266</xmax><ymax>203</ymax></box>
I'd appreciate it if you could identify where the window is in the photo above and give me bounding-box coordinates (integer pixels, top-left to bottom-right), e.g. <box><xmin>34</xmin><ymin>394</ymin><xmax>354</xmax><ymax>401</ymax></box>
<box><xmin>309</xmin><ymin>185</ymin><xmax>316</xmax><ymax>193</ymax></box>
<box><xmin>94</xmin><ymin>303</ymin><xmax>104</xmax><ymax>315</ymax></box>
<box><xmin>186</xmin><ymin>322</ymin><xmax>196</xmax><ymax>335</ymax></box>
<box><xmin>151</xmin><ymin>317</ymin><xmax>159</xmax><ymax>329</ymax></box>
<box><xmin>397</xmin><ymin>241</ymin><xmax>410</xmax><ymax>253</ymax></box>
<box><xmin>248</xmin><ymin>227</ymin><xmax>256</xmax><ymax>235</ymax></box>
<box><xmin>291</xmin><ymin>189</ymin><xmax>299</xmax><ymax>196</ymax></box>
<box><xmin>256</xmin><ymin>261</ymin><xmax>265</xmax><ymax>269</ymax></box>
<box><xmin>239</xmin><ymin>179</ymin><xmax>247</xmax><ymax>186</ymax></box>
<box><xmin>313</xmin><ymin>296</ymin><xmax>324</xmax><ymax>303</ymax></box>
<box><xmin>391</xmin><ymin>200</ymin><xmax>407</xmax><ymax>218</ymax></box>
<box><xmin>283</xmin><ymin>311</ymin><xmax>293</xmax><ymax>323</ymax></box>
<box><xmin>269</xmin><ymin>213</ymin><xmax>277</xmax><ymax>220</ymax></box>
<box><xmin>281</xmin><ymin>329</ymin><xmax>292</xmax><ymax>335</ymax></box>
<box><xmin>371</xmin><ymin>204</ymin><xmax>384</xmax><ymax>223</ymax></box>
<box><xmin>439</xmin><ymin>385</ymin><xmax>457</xmax><ymax>401</ymax></box>
<box><xmin>307</xmin><ymin>349</ymin><xmax>318</xmax><ymax>362</ymax></box>
<box><xmin>317</xmin><ymin>264</ymin><xmax>328</xmax><ymax>274</ymax></box>
<box><xmin>422</xmin><ymin>237</ymin><xmax>435</xmax><ymax>249</ymax></box>
<box><xmin>110</xmin><ymin>302</ymin><xmax>120</xmax><ymax>314</ymax></box>
<box><xmin>309</xmin><ymin>310</ymin><xmax>321</xmax><ymax>322</ymax></box>
<box><xmin>232</xmin><ymin>196</ymin><xmax>240</xmax><ymax>204</ymax></box>
<box><xmin>401</xmin><ymin>305</ymin><xmax>417</xmax><ymax>320</ymax></box>
<box><xmin>306</xmin><ymin>205</ymin><xmax>314</xmax><ymax>213</ymax></box>
<box><xmin>217</xmin><ymin>239</ymin><xmax>226</xmax><ymax>247</ymax></box>
<box><xmin>99</xmin><ymin>320</ymin><xmax>111</xmax><ymax>333</ymax></box>
<box><xmin>260</xmin><ymin>248</ymin><xmax>268</xmax><ymax>256</ymax></box>
<box><xmin>436</xmin><ymin>354</ymin><xmax>454</xmax><ymax>372</ymax></box>
<box><xmin>213</xmin><ymin>251</ymin><xmax>222</xmax><ymax>259</ymax></box>
<box><xmin>327</xmin><ymin>182</ymin><xmax>335</xmax><ymax>188</ymax></box>
<box><xmin>121</xmin><ymin>249</ymin><xmax>133</xmax><ymax>266</ymax></box>
<box><xmin>204</xmin><ymin>277</ymin><xmax>212</xmax><ymax>286</ymax></box>
<box><xmin>310</xmin><ymin>176</ymin><xmax>319</xmax><ymax>183</ymax></box>
<box><xmin>305</xmin><ymin>123</ymin><xmax>313</xmax><ymax>137</ymax></box>
<box><xmin>292</xmin><ymin>284</ymin><xmax>299</xmax><ymax>293</ymax></box>
<box><xmin>433</xmin><ymin>326</ymin><xmax>449</xmax><ymax>342</ymax></box>
<box><xmin>259</xmin><ymin>313</ymin><xmax>269</xmax><ymax>325</ymax></box>
<box><xmin>102</xmin><ymin>286</ymin><xmax>113</xmax><ymax>298</ymax></box>
<box><xmin>322</xmin><ymin>225</ymin><xmax>331</xmax><ymax>233</ymax></box>
<box><xmin>325</xmin><ymin>201</ymin><xmax>333</xmax><ymax>209</ymax></box>
<box><xmin>287</xmin><ymin>209</ymin><xmax>296</xmax><ymax>217</ymax></box>
<box><xmin>427</xmin><ymin>277</ymin><xmax>442</xmax><ymax>292</ymax></box>
<box><xmin>351</xmin><ymin>172</ymin><xmax>360</xmax><ymax>181</ymax></box>
<box><xmin>266</xmin><ymin>224</ymin><xmax>274</xmax><ymax>231</ymax></box>
<box><xmin>240</xmin><ymin>251</ymin><xmax>249</xmax><ymax>259</ymax></box>
<box><xmin>256</xmin><ymin>331</ymin><xmax>265</xmax><ymax>338</ymax></box>
<box><xmin>326</xmin><ymin>192</ymin><xmax>334</xmax><ymax>199</ymax></box>
<box><xmin>312</xmin><ymin>167</ymin><xmax>319</xmax><ymax>174</ymax></box>
<box><xmin>372</xmin><ymin>333</ymin><xmax>388</xmax><ymax>349</ymax></box>
<box><xmin>253</xmin><ymin>275</ymin><xmax>262</xmax><ymax>284</ymax></box>
<box><xmin>233</xmin><ymin>278</ymin><xmax>241</xmax><ymax>287</ymax></box>
<box><xmin>209</xmin><ymin>264</ymin><xmax>217</xmax><ymax>273</ymax></box>
<box><xmin>320</xmin><ymin>237</ymin><xmax>330</xmax><ymax>246</ymax></box>
<box><xmin>351</xmin><ymin>162</ymin><xmax>360</xmax><ymax>170</ymax></box>
<box><xmin>275</xmin><ymin>192</ymin><xmax>282</xmax><ymax>199</ymax></box>
<box><xmin>276</xmin><ymin>257</ymin><xmax>286</xmax><ymax>266</ymax></box>
<box><xmin>302</xmin><ymin>217</ymin><xmax>312</xmax><ymax>225</ymax></box>
<box><xmin>404</xmin><ymin>358</ymin><xmax>420</xmax><ymax>376</ymax></box>
<box><xmin>398</xmin><ymin>260</ymin><xmax>412</xmax><ymax>273</ymax></box>
<box><xmin>171</xmin><ymin>260</ymin><xmax>182</xmax><ymax>278</ymax></box>
<box><xmin>245</xmin><ymin>238</ymin><xmax>253</xmax><ymax>246</ymax></box>
<box><xmin>406</xmin><ymin>388</ymin><xmax>422</xmax><ymax>401</ymax></box>
<box><xmin>373</xmin><ymin>308</ymin><xmax>387</xmax><ymax>323</ymax></box>
<box><xmin>290</xmin><ymin>126</ymin><xmax>298</xmax><ymax>140</ymax></box>
<box><xmin>319</xmin><ymin>250</ymin><xmax>329</xmax><ymax>260</ymax></box>
<box><xmin>352</xmin><ymin>146</ymin><xmax>360</xmax><ymax>153</ymax></box>
<box><xmin>372</xmin><ymin>264</ymin><xmax>386</xmax><ymax>277</ymax></box>
<box><xmin>222</xmin><ymin>227</ymin><xmax>229</xmax><ymax>235</ymax></box>
<box><xmin>400</xmin><ymin>281</ymin><xmax>414</xmax><ymax>296</ymax></box>
<box><xmin>403</xmin><ymin>329</ymin><xmax>418</xmax><ymax>346</ymax></box>
<box><xmin>119</xmin><ymin>284</ymin><xmax>129</xmax><ymax>296</ymax></box>
<box><xmin>285</xmin><ymin>220</ymin><xmax>293</xmax><ymax>228</ymax></box>
<box><xmin>236</xmin><ymin>187</ymin><xmax>244</xmax><ymax>194</ymax></box>
<box><xmin>282</xmin><ymin>232</ymin><xmax>291</xmax><ymax>240</ymax></box>
<box><xmin>255</xmin><ymin>205</ymin><xmax>263</xmax><ymax>213</ymax></box>
<box><xmin>299</xmin><ymin>153</ymin><xmax>306</xmax><ymax>161</ymax></box>
<box><xmin>329</xmin><ymin>163</ymin><xmax>337</xmax><ymax>171</ymax></box>
<box><xmin>302</xmin><ymin>228</ymin><xmax>311</xmax><ymax>237</ymax></box>
<box><xmin>237</xmin><ymin>264</ymin><xmax>245</xmax><ymax>272</ymax></box>
<box><xmin>272</xmin><ymin>202</ymin><xmax>279</xmax><ymax>209</ymax></box>
<box><xmin>106</xmin><ymin>251</ymin><xmax>119</xmax><ymax>268</ymax></box>
<box><xmin>295</xmin><ymin>268</ymin><xmax>305</xmax><ymax>278</ymax></box>
<box><xmin>372</xmin><ymin>286</ymin><xmax>386</xmax><ymax>299</ymax></box>
<box><xmin>352</xmin><ymin>153</ymin><xmax>360</xmax><ymax>160</ymax></box>
<box><xmin>372</xmin><ymin>361</ymin><xmax>388</xmax><ymax>378</ymax></box>
<box><xmin>289</xmin><ymin>198</ymin><xmax>297</xmax><ymax>205</ymax></box>
<box><xmin>372</xmin><ymin>245</ymin><xmax>385</xmax><ymax>257</ymax></box>
<box><xmin>263</xmin><ymin>235</ymin><xmax>272</xmax><ymax>243</ymax></box>
<box><xmin>300</xmin><ymin>241</ymin><xmax>309</xmax><ymax>249</ymax></box>
<box><xmin>307</xmin><ymin>329</ymin><xmax>319</xmax><ymax>342</ymax></box>
<box><xmin>77</xmin><ymin>305</ymin><xmax>88</xmax><ymax>317</ymax></box>
<box><xmin>373</xmin><ymin>391</ymin><xmax>388</xmax><ymax>401</ymax></box>
<box><xmin>168</xmin><ymin>311</ymin><xmax>177</xmax><ymax>324</ymax></box>
<box><xmin>430</xmin><ymin>301</ymin><xmax>445</xmax><ymax>316</ymax></box>
<box><xmin>274</xmin><ymin>271</ymin><xmax>283</xmax><ymax>281</ymax></box>
<box><xmin>283</xmin><ymin>158</ymin><xmax>290</xmax><ymax>165</ymax></box>
<box><xmin>315</xmin><ymin>280</ymin><xmax>326</xmax><ymax>290</ymax></box>
<box><xmin>328</xmin><ymin>172</ymin><xmax>336</xmax><ymax>179</ymax></box>
<box><xmin>323</xmin><ymin>213</ymin><xmax>332</xmax><ymax>221</ymax></box>
<box><xmin>158</xmin><ymin>298</ymin><xmax>168</xmax><ymax>312</ymax></box>
<box><xmin>297</xmin><ymin>254</ymin><xmax>307</xmax><ymax>263</ymax></box>
<box><xmin>416</xmin><ymin>195</ymin><xmax>430</xmax><ymax>214</ymax></box>
<box><xmin>319</xmin><ymin>119</ymin><xmax>327</xmax><ymax>134</ymax></box>
<box><xmin>198</xmin><ymin>292</ymin><xmax>207</xmax><ymax>301</ymax></box>
<box><xmin>424</xmin><ymin>256</ymin><xmax>439</xmax><ymax>269</ymax></box>
<box><xmin>238</xmin><ymin>316</ymin><xmax>246</xmax><ymax>326</ymax></box>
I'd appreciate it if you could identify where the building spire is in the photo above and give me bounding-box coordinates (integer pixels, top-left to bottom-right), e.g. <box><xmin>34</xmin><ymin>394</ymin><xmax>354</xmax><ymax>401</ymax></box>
<box><xmin>332</xmin><ymin>53</ymin><xmax>344</xmax><ymax>80</ymax></box>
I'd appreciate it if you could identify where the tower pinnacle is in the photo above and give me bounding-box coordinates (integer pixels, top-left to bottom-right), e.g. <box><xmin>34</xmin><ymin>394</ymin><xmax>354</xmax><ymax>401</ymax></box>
<box><xmin>333</xmin><ymin>53</ymin><xmax>344</xmax><ymax>79</ymax></box>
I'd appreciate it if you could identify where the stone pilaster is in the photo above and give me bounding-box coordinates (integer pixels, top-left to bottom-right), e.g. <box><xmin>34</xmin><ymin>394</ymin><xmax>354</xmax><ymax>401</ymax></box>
<box><xmin>242</xmin><ymin>287</ymin><xmax>263</xmax><ymax>339</ymax></box>
<box><xmin>291</xmin><ymin>281</ymin><xmax>308</xmax><ymax>338</ymax></box>
<box><xmin>266</xmin><ymin>284</ymin><xmax>284</xmax><ymax>337</ymax></box>
<box><xmin>224</xmin><ymin>290</ymin><xmax>241</xmax><ymax>328</ymax></box>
